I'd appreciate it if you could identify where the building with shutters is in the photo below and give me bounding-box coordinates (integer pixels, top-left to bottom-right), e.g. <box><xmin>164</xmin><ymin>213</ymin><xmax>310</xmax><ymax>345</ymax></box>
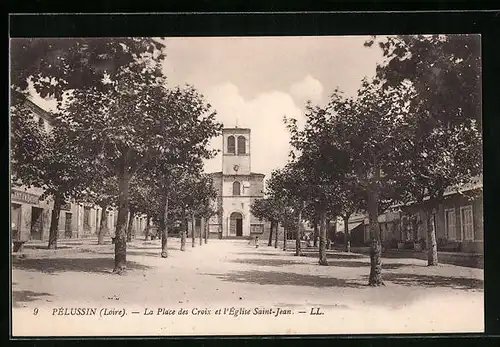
<box><xmin>10</xmin><ymin>96</ymin><xmax>148</xmax><ymax>245</ymax></box>
<box><xmin>334</xmin><ymin>176</ymin><xmax>483</xmax><ymax>254</ymax></box>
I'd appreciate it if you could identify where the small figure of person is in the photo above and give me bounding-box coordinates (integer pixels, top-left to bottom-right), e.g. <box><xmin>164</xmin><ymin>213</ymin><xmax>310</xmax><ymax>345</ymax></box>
<box><xmin>255</xmin><ymin>235</ymin><xmax>259</xmax><ymax>248</ymax></box>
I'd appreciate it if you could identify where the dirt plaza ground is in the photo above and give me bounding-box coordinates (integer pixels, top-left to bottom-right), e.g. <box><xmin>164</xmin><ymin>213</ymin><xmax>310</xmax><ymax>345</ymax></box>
<box><xmin>11</xmin><ymin>237</ymin><xmax>484</xmax><ymax>336</ymax></box>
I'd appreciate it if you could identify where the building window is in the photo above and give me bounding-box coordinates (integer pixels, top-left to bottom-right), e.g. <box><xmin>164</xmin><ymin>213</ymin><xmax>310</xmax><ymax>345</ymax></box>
<box><xmin>237</xmin><ymin>136</ymin><xmax>246</xmax><ymax>154</ymax></box>
<box><xmin>227</xmin><ymin>136</ymin><xmax>235</xmax><ymax>154</ymax></box>
<box><xmin>233</xmin><ymin>181</ymin><xmax>241</xmax><ymax>196</ymax></box>
<box><xmin>460</xmin><ymin>205</ymin><xmax>474</xmax><ymax>241</ymax></box>
<box><xmin>445</xmin><ymin>209</ymin><xmax>456</xmax><ymax>240</ymax></box>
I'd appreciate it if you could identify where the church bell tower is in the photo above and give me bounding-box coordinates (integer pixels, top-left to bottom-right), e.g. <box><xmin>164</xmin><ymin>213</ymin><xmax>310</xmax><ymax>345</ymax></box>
<box><xmin>222</xmin><ymin>128</ymin><xmax>251</xmax><ymax>176</ymax></box>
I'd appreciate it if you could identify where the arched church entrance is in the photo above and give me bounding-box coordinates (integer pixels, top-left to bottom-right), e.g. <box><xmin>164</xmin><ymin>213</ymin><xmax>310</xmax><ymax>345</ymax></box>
<box><xmin>230</xmin><ymin>212</ymin><xmax>243</xmax><ymax>236</ymax></box>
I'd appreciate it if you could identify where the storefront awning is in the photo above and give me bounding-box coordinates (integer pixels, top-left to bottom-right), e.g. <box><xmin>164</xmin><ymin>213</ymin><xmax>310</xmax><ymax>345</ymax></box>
<box><xmin>336</xmin><ymin>222</ymin><xmax>362</xmax><ymax>233</ymax></box>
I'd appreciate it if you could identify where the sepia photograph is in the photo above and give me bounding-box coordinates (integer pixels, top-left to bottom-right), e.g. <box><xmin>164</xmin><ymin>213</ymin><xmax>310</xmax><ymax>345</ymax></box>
<box><xmin>10</xmin><ymin>33</ymin><xmax>483</xmax><ymax>336</ymax></box>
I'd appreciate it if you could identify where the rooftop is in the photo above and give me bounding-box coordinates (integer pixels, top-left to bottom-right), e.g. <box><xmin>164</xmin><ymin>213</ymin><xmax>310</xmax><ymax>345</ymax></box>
<box><xmin>11</xmin><ymin>90</ymin><xmax>54</xmax><ymax>123</ymax></box>
<box><xmin>223</xmin><ymin>127</ymin><xmax>251</xmax><ymax>133</ymax></box>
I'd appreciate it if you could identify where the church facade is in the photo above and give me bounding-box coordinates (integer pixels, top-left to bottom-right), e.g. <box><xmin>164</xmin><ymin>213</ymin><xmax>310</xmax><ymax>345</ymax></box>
<box><xmin>208</xmin><ymin>128</ymin><xmax>266</xmax><ymax>238</ymax></box>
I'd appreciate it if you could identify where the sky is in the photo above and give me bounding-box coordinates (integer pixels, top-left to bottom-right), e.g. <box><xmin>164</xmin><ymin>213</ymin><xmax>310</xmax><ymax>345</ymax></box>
<box><xmin>28</xmin><ymin>36</ymin><xmax>385</xmax><ymax>181</ymax></box>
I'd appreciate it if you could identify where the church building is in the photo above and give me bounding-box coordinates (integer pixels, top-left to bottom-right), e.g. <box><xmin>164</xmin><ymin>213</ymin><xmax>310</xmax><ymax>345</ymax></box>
<box><xmin>208</xmin><ymin>127</ymin><xmax>266</xmax><ymax>238</ymax></box>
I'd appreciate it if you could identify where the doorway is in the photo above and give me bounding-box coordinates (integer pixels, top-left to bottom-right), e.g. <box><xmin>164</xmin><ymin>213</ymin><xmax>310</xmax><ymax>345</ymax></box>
<box><xmin>11</xmin><ymin>204</ymin><xmax>22</xmax><ymax>240</ymax></box>
<box><xmin>236</xmin><ymin>219</ymin><xmax>242</xmax><ymax>236</ymax></box>
<box><xmin>230</xmin><ymin>212</ymin><xmax>243</xmax><ymax>236</ymax></box>
<box><xmin>30</xmin><ymin>207</ymin><xmax>43</xmax><ymax>240</ymax></box>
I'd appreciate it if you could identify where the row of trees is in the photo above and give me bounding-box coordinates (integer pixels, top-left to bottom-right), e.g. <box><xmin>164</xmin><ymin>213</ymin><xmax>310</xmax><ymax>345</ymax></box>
<box><xmin>10</xmin><ymin>38</ymin><xmax>222</xmax><ymax>274</ymax></box>
<box><xmin>251</xmin><ymin>34</ymin><xmax>482</xmax><ymax>286</ymax></box>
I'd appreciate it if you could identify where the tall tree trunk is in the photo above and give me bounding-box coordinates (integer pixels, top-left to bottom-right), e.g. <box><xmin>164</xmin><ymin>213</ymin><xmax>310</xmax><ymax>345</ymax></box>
<box><xmin>161</xmin><ymin>194</ymin><xmax>169</xmax><ymax>258</ymax></box>
<box><xmin>313</xmin><ymin>219</ymin><xmax>319</xmax><ymax>247</ymax></box>
<box><xmin>283</xmin><ymin>226</ymin><xmax>287</xmax><ymax>251</ymax></box>
<box><xmin>295</xmin><ymin>208</ymin><xmax>303</xmax><ymax>256</ymax></box>
<box><xmin>191</xmin><ymin>214</ymin><xmax>196</xmax><ymax>248</ymax></box>
<box><xmin>113</xmin><ymin>164</ymin><xmax>130</xmax><ymax>274</ymax></box>
<box><xmin>200</xmin><ymin>217</ymin><xmax>204</xmax><ymax>246</ymax></box>
<box><xmin>344</xmin><ymin>215</ymin><xmax>351</xmax><ymax>253</ymax></box>
<box><xmin>274</xmin><ymin>222</ymin><xmax>278</xmax><ymax>248</ymax></box>
<box><xmin>126</xmin><ymin>209</ymin><xmax>134</xmax><ymax>242</ymax></box>
<box><xmin>97</xmin><ymin>203</ymin><xmax>108</xmax><ymax>245</ymax></box>
<box><xmin>180</xmin><ymin>209</ymin><xmax>187</xmax><ymax>251</ymax></box>
<box><xmin>47</xmin><ymin>195</ymin><xmax>63</xmax><ymax>249</ymax></box>
<box><xmin>368</xmin><ymin>165</ymin><xmax>384</xmax><ymax>286</ymax></box>
<box><xmin>326</xmin><ymin>219</ymin><xmax>331</xmax><ymax>249</ymax></box>
<box><xmin>426</xmin><ymin>205</ymin><xmax>439</xmax><ymax>266</ymax></box>
<box><xmin>318</xmin><ymin>210</ymin><xmax>328</xmax><ymax>265</ymax></box>
<box><xmin>204</xmin><ymin>218</ymin><xmax>208</xmax><ymax>244</ymax></box>
<box><xmin>268</xmin><ymin>221</ymin><xmax>274</xmax><ymax>246</ymax></box>
<box><xmin>144</xmin><ymin>215</ymin><xmax>151</xmax><ymax>241</ymax></box>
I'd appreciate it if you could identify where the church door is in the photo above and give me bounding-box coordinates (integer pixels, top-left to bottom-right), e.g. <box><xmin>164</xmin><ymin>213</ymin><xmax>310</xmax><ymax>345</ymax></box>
<box><xmin>236</xmin><ymin>218</ymin><xmax>243</xmax><ymax>236</ymax></box>
<box><xmin>230</xmin><ymin>212</ymin><xmax>243</xmax><ymax>236</ymax></box>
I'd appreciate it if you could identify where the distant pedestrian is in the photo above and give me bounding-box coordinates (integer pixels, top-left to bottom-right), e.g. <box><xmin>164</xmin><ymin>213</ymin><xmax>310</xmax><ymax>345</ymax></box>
<box><xmin>255</xmin><ymin>236</ymin><xmax>259</xmax><ymax>248</ymax></box>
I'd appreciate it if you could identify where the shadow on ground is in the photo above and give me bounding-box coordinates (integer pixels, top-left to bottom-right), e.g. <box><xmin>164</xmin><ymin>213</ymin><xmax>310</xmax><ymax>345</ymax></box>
<box><xmin>235</xmin><ymin>252</ymin><xmax>285</xmax><ymax>257</ymax></box>
<box><xmin>231</xmin><ymin>258</ymin><xmax>309</xmax><ymax>267</ymax></box>
<box><xmin>12</xmin><ymin>290</ymin><xmax>52</xmax><ymax>307</ymax></box>
<box><xmin>298</xmin><ymin>252</ymin><xmax>366</xmax><ymax>260</ymax></box>
<box><xmin>231</xmin><ymin>257</ymin><xmax>406</xmax><ymax>270</ymax></box>
<box><xmin>205</xmin><ymin>270</ymin><xmax>364</xmax><ymax>288</ymax></box>
<box><xmin>128</xmin><ymin>245</ymin><xmax>165</xmax><ymax>250</ymax></box>
<box><xmin>326</xmin><ymin>260</ymin><xmax>407</xmax><ymax>270</ymax></box>
<box><xmin>24</xmin><ymin>245</ymin><xmax>74</xmax><ymax>250</ymax></box>
<box><xmin>376</xmin><ymin>273</ymin><xmax>484</xmax><ymax>290</ymax></box>
<box><xmin>346</xmin><ymin>248</ymin><xmax>484</xmax><ymax>269</ymax></box>
<box><xmin>127</xmin><ymin>250</ymin><xmax>180</xmax><ymax>257</ymax></box>
<box><xmin>12</xmin><ymin>257</ymin><xmax>152</xmax><ymax>274</ymax></box>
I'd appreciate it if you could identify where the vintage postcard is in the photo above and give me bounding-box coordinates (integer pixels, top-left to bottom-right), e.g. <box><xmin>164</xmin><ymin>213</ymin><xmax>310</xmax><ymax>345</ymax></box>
<box><xmin>10</xmin><ymin>32</ymin><xmax>483</xmax><ymax>336</ymax></box>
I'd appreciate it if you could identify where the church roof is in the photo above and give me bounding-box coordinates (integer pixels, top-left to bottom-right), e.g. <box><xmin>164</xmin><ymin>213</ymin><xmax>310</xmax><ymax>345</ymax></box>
<box><xmin>250</xmin><ymin>172</ymin><xmax>265</xmax><ymax>177</ymax></box>
<box><xmin>223</xmin><ymin>127</ymin><xmax>251</xmax><ymax>132</ymax></box>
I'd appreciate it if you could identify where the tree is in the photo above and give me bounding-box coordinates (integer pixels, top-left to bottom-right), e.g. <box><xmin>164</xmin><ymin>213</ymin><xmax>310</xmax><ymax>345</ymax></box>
<box><xmin>370</xmin><ymin>34</ymin><xmax>482</xmax><ymax>265</ymax></box>
<box><xmin>11</xmin><ymin>96</ymin><xmax>95</xmax><ymax>249</ymax></box>
<box><xmin>287</xmin><ymin>82</ymin><xmax>414</xmax><ymax>283</ymax></box>
<box><xmin>367</xmin><ymin>34</ymin><xmax>481</xmax><ymax>127</ymax></box>
<box><xmin>168</xmin><ymin>170</ymin><xmax>205</xmax><ymax>252</ymax></box>
<box><xmin>265</xmin><ymin>163</ymin><xmax>318</xmax><ymax>257</ymax></box>
<box><xmin>141</xmin><ymin>85</ymin><xmax>221</xmax><ymax>257</ymax></box>
<box><xmin>251</xmin><ymin>198</ymin><xmax>281</xmax><ymax>247</ymax></box>
<box><xmin>331</xmin><ymin>80</ymin><xmax>415</xmax><ymax>285</ymax></box>
<box><xmin>337</xmin><ymin>181</ymin><xmax>365</xmax><ymax>252</ymax></box>
<box><xmin>80</xmin><ymin>176</ymin><xmax>118</xmax><ymax>245</ymax></box>
<box><xmin>265</xmin><ymin>169</ymin><xmax>292</xmax><ymax>252</ymax></box>
<box><xmin>10</xmin><ymin>96</ymin><xmax>50</xmax><ymax>188</ymax></box>
<box><xmin>189</xmin><ymin>174</ymin><xmax>218</xmax><ymax>248</ymax></box>
<box><xmin>384</xmin><ymin>107</ymin><xmax>482</xmax><ymax>265</ymax></box>
<box><xmin>58</xmin><ymin>39</ymin><xmax>176</xmax><ymax>273</ymax></box>
<box><xmin>286</xmin><ymin>104</ymin><xmax>349</xmax><ymax>266</ymax></box>
<box><xmin>10</xmin><ymin>38</ymin><xmax>165</xmax><ymax>106</ymax></box>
